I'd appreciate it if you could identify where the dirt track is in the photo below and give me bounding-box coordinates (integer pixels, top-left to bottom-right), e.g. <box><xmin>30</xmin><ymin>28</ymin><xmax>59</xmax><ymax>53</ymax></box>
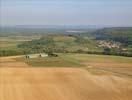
<box><xmin>0</xmin><ymin>56</ymin><xmax>132</xmax><ymax>100</ymax></box>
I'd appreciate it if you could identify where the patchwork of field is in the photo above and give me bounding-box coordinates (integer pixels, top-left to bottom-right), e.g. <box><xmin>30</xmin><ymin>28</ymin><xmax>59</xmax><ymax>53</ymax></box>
<box><xmin>0</xmin><ymin>36</ymin><xmax>40</xmax><ymax>49</ymax></box>
<box><xmin>0</xmin><ymin>54</ymin><xmax>132</xmax><ymax>100</ymax></box>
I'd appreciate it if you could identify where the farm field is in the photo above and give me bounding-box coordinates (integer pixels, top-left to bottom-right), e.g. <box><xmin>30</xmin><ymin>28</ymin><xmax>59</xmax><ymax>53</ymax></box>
<box><xmin>0</xmin><ymin>54</ymin><xmax>132</xmax><ymax>100</ymax></box>
<box><xmin>15</xmin><ymin>53</ymin><xmax>132</xmax><ymax>77</ymax></box>
<box><xmin>0</xmin><ymin>36</ymin><xmax>40</xmax><ymax>49</ymax></box>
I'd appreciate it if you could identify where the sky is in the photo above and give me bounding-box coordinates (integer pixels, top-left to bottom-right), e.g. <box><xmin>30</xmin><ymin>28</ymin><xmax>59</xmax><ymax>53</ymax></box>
<box><xmin>0</xmin><ymin>0</ymin><xmax>132</xmax><ymax>26</ymax></box>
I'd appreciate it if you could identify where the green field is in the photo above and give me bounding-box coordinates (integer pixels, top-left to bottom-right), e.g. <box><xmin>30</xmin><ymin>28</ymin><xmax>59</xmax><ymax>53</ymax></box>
<box><xmin>15</xmin><ymin>54</ymin><xmax>83</xmax><ymax>67</ymax></box>
<box><xmin>65</xmin><ymin>53</ymin><xmax>132</xmax><ymax>63</ymax></box>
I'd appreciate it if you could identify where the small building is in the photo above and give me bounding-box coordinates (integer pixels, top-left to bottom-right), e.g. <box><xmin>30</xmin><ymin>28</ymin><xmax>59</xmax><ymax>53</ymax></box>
<box><xmin>25</xmin><ymin>53</ymin><xmax>48</xmax><ymax>59</ymax></box>
<box><xmin>39</xmin><ymin>53</ymin><xmax>48</xmax><ymax>57</ymax></box>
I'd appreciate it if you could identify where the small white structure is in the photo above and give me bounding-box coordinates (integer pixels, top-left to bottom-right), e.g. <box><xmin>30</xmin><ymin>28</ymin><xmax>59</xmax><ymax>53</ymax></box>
<box><xmin>40</xmin><ymin>53</ymin><xmax>48</xmax><ymax>57</ymax></box>
<box><xmin>26</xmin><ymin>53</ymin><xmax>48</xmax><ymax>59</ymax></box>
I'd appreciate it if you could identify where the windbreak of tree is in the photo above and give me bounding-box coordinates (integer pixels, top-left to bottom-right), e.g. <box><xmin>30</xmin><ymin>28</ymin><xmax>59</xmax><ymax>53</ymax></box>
<box><xmin>0</xmin><ymin>49</ymin><xmax>25</xmax><ymax>56</ymax></box>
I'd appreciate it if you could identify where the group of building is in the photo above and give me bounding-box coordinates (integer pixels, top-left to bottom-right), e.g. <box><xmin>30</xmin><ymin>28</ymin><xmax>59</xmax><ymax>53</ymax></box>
<box><xmin>25</xmin><ymin>53</ymin><xmax>48</xmax><ymax>59</ymax></box>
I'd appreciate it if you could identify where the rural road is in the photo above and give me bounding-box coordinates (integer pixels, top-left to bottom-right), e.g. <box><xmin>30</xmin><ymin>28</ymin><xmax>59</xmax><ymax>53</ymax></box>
<box><xmin>0</xmin><ymin>56</ymin><xmax>132</xmax><ymax>100</ymax></box>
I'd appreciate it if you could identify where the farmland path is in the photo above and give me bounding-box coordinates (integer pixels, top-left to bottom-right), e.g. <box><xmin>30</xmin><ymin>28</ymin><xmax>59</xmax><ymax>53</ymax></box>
<box><xmin>0</xmin><ymin>56</ymin><xmax>28</xmax><ymax>67</ymax></box>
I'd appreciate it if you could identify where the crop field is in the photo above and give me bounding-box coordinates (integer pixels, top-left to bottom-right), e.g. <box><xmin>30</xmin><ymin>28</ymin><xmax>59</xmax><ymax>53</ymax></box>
<box><xmin>64</xmin><ymin>54</ymin><xmax>132</xmax><ymax>78</ymax></box>
<box><xmin>0</xmin><ymin>54</ymin><xmax>132</xmax><ymax>100</ymax></box>
<box><xmin>0</xmin><ymin>36</ymin><xmax>40</xmax><ymax>49</ymax></box>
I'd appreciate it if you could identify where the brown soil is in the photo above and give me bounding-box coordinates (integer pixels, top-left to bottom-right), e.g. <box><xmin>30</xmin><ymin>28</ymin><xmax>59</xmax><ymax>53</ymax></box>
<box><xmin>0</xmin><ymin>56</ymin><xmax>28</xmax><ymax>67</ymax></box>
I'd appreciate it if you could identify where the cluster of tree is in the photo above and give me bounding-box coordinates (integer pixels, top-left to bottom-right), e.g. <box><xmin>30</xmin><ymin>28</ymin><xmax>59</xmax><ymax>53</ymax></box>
<box><xmin>103</xmin><ymin>48</ymin><xmax>132</xmax><ymax>57</ymax></box>
<box><xmin>17</xmin><ymin>34</ymin><xmax>98</xmax><ymax>53</ymax></box>
<box><xmin>74</xmin><ymin>48</ymin><xmax>132</xmax><ymax>57</ymax></box>
<box><xmin>46</xmin><ymin>51</ymin><xmax>58</xmax><ymax>57</ymax></box>
<box><xmin>93</xmin><ymin>27</ymin><xmax>132</xmax><ymax>46</ymax></box>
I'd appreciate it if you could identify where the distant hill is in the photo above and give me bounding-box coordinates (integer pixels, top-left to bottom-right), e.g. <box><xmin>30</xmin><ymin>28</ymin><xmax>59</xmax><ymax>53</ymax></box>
<box><xmin>0</xmin><ymin>26</ymin><xmax>98</xmax><ymax>37</ymax></box>
<box><xmin>8</xmin><ymin>25</ymin><xmax>102</xmax><ymax>29</ymax></box>
<box><xmin>0</xmin><ymin>27</ymin><xmax>67</xmax><ymax>36</ymax></box>
<box><xmin>0</xmin><ymin>27</ymin><xmax>132</xmax><ymax>57</ymax></box>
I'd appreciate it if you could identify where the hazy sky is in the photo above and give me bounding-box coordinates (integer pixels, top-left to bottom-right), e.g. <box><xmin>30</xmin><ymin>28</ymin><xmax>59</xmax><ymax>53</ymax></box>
<box><xmin>0</xmin><ymin>0</ymin><xmax>132</xmax><ymax>26</ymax></box>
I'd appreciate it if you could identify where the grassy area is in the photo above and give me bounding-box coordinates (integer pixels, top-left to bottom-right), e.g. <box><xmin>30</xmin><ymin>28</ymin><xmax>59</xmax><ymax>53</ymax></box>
<box><xmin>65</xmin><ymin>53</ymin><xmax>132</xmax><ymax>63</ymax></box>
<box><xmin>16</xmin><ymin>54</ymin><xmax>84</xmax><ymax>67</ymax></box>
<box><xmin>14</xmin><ymin>53</ymin><xmax>132</xmax><ymax>78</ymax></box>
<box><xmin>16</xmin><ymin>53</ymin><xmax>132</xmax><ymax>67</ymax></box>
